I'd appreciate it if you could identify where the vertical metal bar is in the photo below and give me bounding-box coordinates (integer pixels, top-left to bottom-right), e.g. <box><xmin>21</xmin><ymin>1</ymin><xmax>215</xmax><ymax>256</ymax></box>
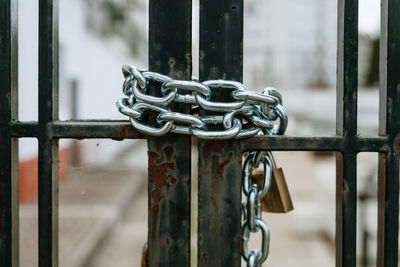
<box><xmin>198</xmin><ymin>0</ymin><xmax>243</xmax><ymax>266</ymax></box>
<box><xmin>377</xmin><ymin>0</ymin><xmax>400</xmax><ymax>265</ymax></box>
<box><xmin>336</xmin><ymin>0</ymin><xmax>358</xmax><ymax>266</ymax></box>
<box><xmin>147</xmin><ymin>0</ymin><xmax>192</xmax><ymax>266</ymax></box>
<box><xmin>38</xmin><ymin>0</ymin><xmax>59</xmax><ymax>266</ymax></box>
<box><xmin>0</xmin><ymin>0</ymin><xmax>19</xmax><ymax>266</ymax></box>
<box><xmin>70</xmin><ymin>80</ymin><xmax>80</xmax><ymax>166</ymax></box>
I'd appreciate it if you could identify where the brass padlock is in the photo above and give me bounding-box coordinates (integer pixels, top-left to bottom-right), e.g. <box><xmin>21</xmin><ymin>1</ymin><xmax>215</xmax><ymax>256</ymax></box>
<box><xmin>251</xmin><ymin>164</ymin><xmax>293</xmax><ymax>213</ymax></box>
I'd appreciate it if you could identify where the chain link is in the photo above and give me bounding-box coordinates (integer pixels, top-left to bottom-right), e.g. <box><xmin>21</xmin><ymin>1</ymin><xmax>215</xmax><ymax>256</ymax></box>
<box><xmin>241</xmin><ymin>151</ymin><xmax>276</xmax><ymax>266</ymax></box>
<box><xmin>116</xmin><ymin>65</ymin><xmax>288</xmax><ymax>139</ymax></box>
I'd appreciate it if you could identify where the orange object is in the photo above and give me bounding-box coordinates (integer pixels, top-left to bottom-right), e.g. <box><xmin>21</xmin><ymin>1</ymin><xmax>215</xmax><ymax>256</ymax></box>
<box><xmin>19</xmin><ymin>148</ymin><xmax>71</xmax><ymax>203</ymax></box>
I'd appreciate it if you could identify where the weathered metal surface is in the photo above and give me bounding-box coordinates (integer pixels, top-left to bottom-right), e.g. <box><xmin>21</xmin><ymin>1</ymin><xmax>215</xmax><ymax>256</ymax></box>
<box><xmin>147</xmin><ymin>0</ymin><xmax>192</xmax><ymax>266</ymax></box>
<box><xmin>198</xmin><ymin>0</ymin><xmax>243</xmax><ymax>266</ymax></box>
<box><xmin>38</xmin><ymin>0</ymin><xmax>59</xmax><ymax>266</ymax></box>
<box><xmin>336</xmin><ymin>0</ymin><xmax>358</xmax><ymax>266</ymax></box>
<box><xmin>240</xmin><ymin>135</ymin><xmax>388</xmax><ymax>152</ymax></box>
<box><xmin>0</xmin><ymin>0</ymin><xmax>19</xmax><ymax>266</ymax></box>
<box><xmin>377</xmin><ymin>0</ymin><xmax>400</xmax><ymax>265</ymax></box>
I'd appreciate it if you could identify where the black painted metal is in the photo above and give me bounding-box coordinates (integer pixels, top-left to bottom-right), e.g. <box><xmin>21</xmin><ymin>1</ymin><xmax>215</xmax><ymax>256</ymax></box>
<box><xmin>0</xmin><ymin>0</ymin><xmax>18</xmax><ymax>265</ymax></box>
<box><xmin>336</xmin><ymin>0</ymin><xmax>358</xmax><ymax>266</ymax></box>
<box><xmin>377</xmin><ymin>0</ymin><xmax>400</xmax><ymax>266</ymax></box>
<box><xmin>147</xmin><ymin>0</ymin><xmax>192</xmax><ymax>266</ymax></box>
<box><xmin>38</xmin><ymin>0</ymin><xmax>59</xmax><ymax>266</ymax></box>
<box><xmin>0</xmin><ymin>0</ymin><xmax>399</xmax><ymax>266</ymax></box>
<box><xmin>197</xmin><ymin>0</ymin><xmax>243</xmax><ymax>266</ymax></box>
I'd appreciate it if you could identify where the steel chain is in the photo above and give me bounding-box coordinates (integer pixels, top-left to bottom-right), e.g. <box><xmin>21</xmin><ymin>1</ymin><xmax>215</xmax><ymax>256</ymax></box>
<box><xmin>117</xmin><ymin>64</ymin><xmax>289</xmax><ymax>266</ymax></box>
<box><xmin>241</xmin><ymin>151</ymin><xmax>276</xmax><ymax>266</ymax></box>
<box><xmin>116</xmin><ymin>65</ymin><xmax>288</xmax><ymax>139</ymax></box>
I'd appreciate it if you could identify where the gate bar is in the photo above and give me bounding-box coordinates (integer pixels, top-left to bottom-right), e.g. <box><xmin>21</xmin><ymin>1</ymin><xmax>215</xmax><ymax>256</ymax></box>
<box><xmin>8</xmin><ymin>121</ymin><xmax>389</xmax><ymax>152</ymax></box>
<box><xmin>377</xmin><ymin>0</ymin><xmax>400</xmax><ymax>265</ymax></box>
<box><xmin>38</xmin><ymin>1</ymin><xmax>59</xmax><ymax>266</ymax></box>
<box><xmin>0</xmin><ymin>0</ymin><xmax>19</xmax><ymax>265</ymax></box>
<box><xmin>336</xmin><ymin>0</ymin><xmax>358</xmax><ymax>266</ymax></box>
<box><xmin>147</xmin><ymin>0</ymin><xmax>192</xmax><ymax>265</ymax></box>
<box><xmin>198</xmin><ymin>0</ymin><xmax>243</xmax><ymax>266</ymax></box>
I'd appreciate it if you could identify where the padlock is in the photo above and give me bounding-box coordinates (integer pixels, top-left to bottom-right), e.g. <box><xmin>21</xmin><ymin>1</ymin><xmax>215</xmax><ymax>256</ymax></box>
<box><xmin>251</xmin><ymin>164</ymin><xmax>293</xmax><ymax>213</ymax></box>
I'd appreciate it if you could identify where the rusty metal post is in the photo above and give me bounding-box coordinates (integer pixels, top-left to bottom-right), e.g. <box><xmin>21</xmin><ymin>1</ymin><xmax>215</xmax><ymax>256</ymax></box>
<box><xmin>197</xmin><ymin>0</ymin><xmax>243</xmax><ymax>266</ymax></box>
<box><xmin>147</xmin><ymin>0</ymin><xmax>192</xmax><ymax>266</ymax></box>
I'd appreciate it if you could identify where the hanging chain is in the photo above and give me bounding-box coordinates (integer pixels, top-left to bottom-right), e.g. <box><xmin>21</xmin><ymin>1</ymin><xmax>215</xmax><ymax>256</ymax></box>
<box><xmin>116</xmin><ymin>65</ymin><xmax>288</xmax><ymax>139</ymax></box>
<box><xmin>241</xmin><ymin>151</ymin><xmax>276</xmax><ymax>266</ymax></box>
<box><xmin>116</xmin><ymin>64</ymin><xmax>288</xmax><ymax>266</ymax></box>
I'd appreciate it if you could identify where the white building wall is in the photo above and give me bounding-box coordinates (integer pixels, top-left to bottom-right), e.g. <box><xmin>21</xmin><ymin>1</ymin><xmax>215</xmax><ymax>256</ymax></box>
<box><xmin>244</xmin><ymin>0</ymin><xmax>337</xmax><ymax>90</ymax></box>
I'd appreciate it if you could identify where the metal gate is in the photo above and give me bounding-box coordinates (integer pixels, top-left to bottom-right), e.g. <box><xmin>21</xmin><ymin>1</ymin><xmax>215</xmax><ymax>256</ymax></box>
<box><xmin>1</xmin><ymin>0</ymin><xmax>399</xmax><ymax>266</ymax></box>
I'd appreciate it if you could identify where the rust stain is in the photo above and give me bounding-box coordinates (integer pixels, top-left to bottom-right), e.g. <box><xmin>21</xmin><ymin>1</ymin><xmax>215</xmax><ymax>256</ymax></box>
<box><xmin>148</xmin><ymin>151</ymin><xmax>174</xmax><ymax>187</ymax></box>
<box><xmin>148</xmin><ymin>151</ymin><xmax>175</xmax><ymax>207</ymax></box>
<box><xmin>152</xmin><ymin>205</ymin><xmax>159</xmax><ymax>212</ymax></box>
<box><xmin>395</xmin><ymin>135</ymin><xmax>400</xmax><ymax>155</ymax></box>
<box><xmin>202</xmin><ymin>252</ymin><xmax>208</xmax><ymax>265</ymax></box>
<box><xmin>163</xmin><ymin>146</ymin><xmax>174</xmax><ymax>159</ymax></box>
<box><xmin>171</xmin><ymin>177</ymin><xmax>177</xmax><ymax>184</ymax></box>
<box><xmin>218</xmin><ymin>152</ymin><xmax>233</xmax><ymax>170</ymax></box>
<box><xmin>203</xmin><ymin>140</ymin><xmax>226</xmax><ymax>155</ymax></box>
<box><xmin>169</xmin><ymin>58</ymin><xmax>175</xmax><ymax>67</ymax></box>
<box><xmin>237</xmin><ymin>236</ymin><xmax>243</xmax><ymax>248</ymax></box>
<box><xmin>152</xmin><ymin>189</ymin><xmax>162</xmax><ymax>203</ymax></box>
<box><xmin>117</xmin><ymin>124</ymin><xmax>131</xmax><ymax>140</ymax></box>
<box><xmin>166</xmin><ymin>237</ymin><xmax>170</xmax><ymax>246</ymax></box>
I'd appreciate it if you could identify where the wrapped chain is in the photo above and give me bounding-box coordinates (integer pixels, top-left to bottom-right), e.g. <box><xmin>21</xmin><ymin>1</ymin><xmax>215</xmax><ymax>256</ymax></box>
<box><xmin>116</xmin><ymin>65</ymin><xmax>288</xmax><ymax>139</ymax></box>
<box><xmin>116</xmin><ymin>64</ymin><xmax>288</xmax><ymax>266</ymax></box>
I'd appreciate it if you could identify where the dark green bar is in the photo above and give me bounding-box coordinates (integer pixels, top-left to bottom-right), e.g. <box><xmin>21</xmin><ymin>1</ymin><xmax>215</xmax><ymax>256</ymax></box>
<box><xmin>336</xmin><ymin>0</ymin><xmax>358</xmax><ymax>266</ymax></box>
<box><xmin>38</xmin><ymin>0</ymin><xmax>59</xmax><ymax>266</ymax></box>
<box><xmin>377</xmin><ymin>0</ymin><xmax>400</xmax><ymax>266</ymax></box>
<box><xmin>147</xmin><ymin>0</ymin><xmax>192</xmax><ymax>266</ymax></box>
<box><xmin>198</xmin><ymin>0</ymin><xmax>243</xmax><ymax>266</ymax></box>
<box><xmin>0</xmin><ymin>0</ymin><xmax>18</xmax><ymax>266</ymax></box>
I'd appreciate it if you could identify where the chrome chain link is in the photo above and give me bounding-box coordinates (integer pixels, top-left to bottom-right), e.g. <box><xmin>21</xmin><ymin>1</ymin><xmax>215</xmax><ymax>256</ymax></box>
<box><xmin>116</xmin><ymin>65</ymin><xmax>288</xmax><ymax>139</ymax></box>
<box><xmin>241</xmin><ymin>151</ymin><xmax>276</xmax><ymax>266</ymax></box>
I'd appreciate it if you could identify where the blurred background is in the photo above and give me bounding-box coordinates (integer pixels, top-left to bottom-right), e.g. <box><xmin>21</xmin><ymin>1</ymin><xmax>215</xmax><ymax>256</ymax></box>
<box><xmin>17</xmin><ymin>0</ymin><xmax>385</xmax><ymax>266</ymax></box>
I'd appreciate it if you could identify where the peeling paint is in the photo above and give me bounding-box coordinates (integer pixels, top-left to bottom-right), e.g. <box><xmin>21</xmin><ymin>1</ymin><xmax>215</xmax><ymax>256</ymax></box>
<box><xmin>148</xmin><ymin>151</ymin><xmax>175</xmax><ymax>207</ymax></box>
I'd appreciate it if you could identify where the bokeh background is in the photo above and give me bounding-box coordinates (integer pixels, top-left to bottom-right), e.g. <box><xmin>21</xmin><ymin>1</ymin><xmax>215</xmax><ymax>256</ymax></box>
<box><xmin>18</xmin><ymin>0</ymin><xmax>385</xmax><ymax>266</ymax></box>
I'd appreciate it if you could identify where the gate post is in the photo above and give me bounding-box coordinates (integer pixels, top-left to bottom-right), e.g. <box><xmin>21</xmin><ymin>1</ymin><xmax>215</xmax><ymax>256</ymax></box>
<box><xmin>0</xmin><ymin>0</ymin><xmax>19</xmax><ymax>265</ymax></box>
<box><xmin>336</xmin><ymin>0</ymin><xmax>358</xmax><ymax>266</ymax></box>
<box><xmin>147</xmin><ymin>0</ymin><xmax>192</xmax><ymax>266</ymax></box>
<box><xmin>198</xmin><ymin>0</ymin><xmax>243</xmax><ymax>266</ymax></box>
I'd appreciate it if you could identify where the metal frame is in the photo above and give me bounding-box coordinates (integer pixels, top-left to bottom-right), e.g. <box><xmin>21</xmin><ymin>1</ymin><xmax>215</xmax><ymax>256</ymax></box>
<box><xmin>0</xmin><ymin>0</ymin><xmax>399</xmax><ymax>266</ymax></box>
